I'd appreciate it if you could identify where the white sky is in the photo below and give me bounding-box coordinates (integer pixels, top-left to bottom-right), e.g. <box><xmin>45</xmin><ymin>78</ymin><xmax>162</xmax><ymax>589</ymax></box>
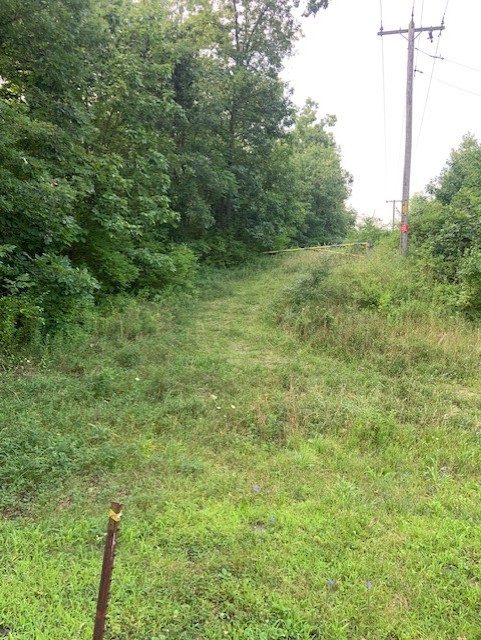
<box><xmin>283</xmin><ymin>0</ymin><xmax>481</xmax><ymax>224</ymax></box>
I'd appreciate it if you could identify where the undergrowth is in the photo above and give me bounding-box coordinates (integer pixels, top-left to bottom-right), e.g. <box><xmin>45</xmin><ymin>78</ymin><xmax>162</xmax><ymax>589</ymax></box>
<box><xmin>275</xmin><ymin>245</ymin><xmax>481</xmax><ymax>382</ymax></box>
<box><xmin>2</xmin><ymin>250</ymin><xmax>481</xmax><ymax>639</ymax></box>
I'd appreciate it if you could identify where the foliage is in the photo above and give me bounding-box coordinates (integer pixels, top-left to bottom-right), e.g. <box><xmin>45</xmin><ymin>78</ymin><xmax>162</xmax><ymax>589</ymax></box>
<box><xmin>0</xmin><ymin>0</ymin><xmax>354</xmax><ymax>347</ymax></box>
<box><xmin>346</xmin><ymin>215</ymin><xmax>391</xmax><ymax>245</ymax></box>
<box><xmin>276</xmin><ymin>245</ymin><xmax>449</xmax><ymax>341</ymax></box>
<box><xmin>410</xmin><ymin>134</ymin><xmax>481</xmax><ymax>315</ymax></box>
<box><xmin>2</xmin><ymin>253</ymin><xmax>481</xmax><ymax>638</ymax></box>
<box><xmin>292</xmin><ymin>101</ymin><xmax>354</xmax><ymax>246</ymax></box>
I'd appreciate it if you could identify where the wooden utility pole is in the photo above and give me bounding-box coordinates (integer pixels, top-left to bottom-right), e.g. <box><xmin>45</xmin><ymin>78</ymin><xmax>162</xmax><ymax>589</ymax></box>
<box><xmin>386</xmin><ymin>199</ymin><xmax>402</xmax><ymax>231</ymax></box>
<box><xmin>379</xmin><ymin>16</ymin><xmax>445</xmax><ymax>255</ymax></box>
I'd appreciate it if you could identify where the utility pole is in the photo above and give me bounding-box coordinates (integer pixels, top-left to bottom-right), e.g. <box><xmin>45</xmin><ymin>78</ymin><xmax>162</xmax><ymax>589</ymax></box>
<box><xmin>386</xmin><ymin>199</ymin><xmax>402</xmax><ymax>231</ymax></box>
<box><xmin>379</xmin><ymin>16</ymin><xmax>445</xmax><ymax>255</ymax></box>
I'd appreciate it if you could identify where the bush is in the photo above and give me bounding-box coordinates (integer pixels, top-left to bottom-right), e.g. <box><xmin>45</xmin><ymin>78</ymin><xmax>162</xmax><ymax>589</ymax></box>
<box><xmin>0</xmin><ymin>295</ymin><xmax>43</xmax><ymax>348</ymax></box>
<box><xmin>457</xmin><ymin>248</ymin><xmax>481</xmax><ymax>317</ymax></box>
<box><xmin>134</xmin><ymin>244</ymin><xmax>199</xmax><ymax>292</ymax></box>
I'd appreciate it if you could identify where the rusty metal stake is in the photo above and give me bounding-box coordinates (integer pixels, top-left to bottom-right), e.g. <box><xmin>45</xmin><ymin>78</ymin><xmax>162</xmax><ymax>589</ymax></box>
<box><xmin>93</xmin><ymin>501</ymin><xmax>123</xmax><ymax>640</ymax></box>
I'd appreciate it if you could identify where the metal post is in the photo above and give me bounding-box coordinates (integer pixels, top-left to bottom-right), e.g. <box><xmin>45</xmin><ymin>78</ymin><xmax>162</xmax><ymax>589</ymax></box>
<box><xmin>93</xmin><ymin>502</ymin><xmax>123</xmax><ymax>640</ymax></box>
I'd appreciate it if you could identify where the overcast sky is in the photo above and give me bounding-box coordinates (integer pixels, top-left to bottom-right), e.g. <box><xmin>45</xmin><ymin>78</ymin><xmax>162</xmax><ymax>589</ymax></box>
<box><xmin>283</xmin><ymin>0</ymin><xmax>481</xmax><ymax>224</ymax></box>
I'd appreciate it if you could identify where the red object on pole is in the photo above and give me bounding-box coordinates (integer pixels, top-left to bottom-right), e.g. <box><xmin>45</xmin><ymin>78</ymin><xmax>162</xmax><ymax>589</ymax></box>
<box><xmin>93</xmin><ymin>502</ymin><xmax>123</xmax><ymax>640</ymax></box>
<box><xmin>401</xmin><ymin>223</ymin><xmax>410</xmax><ymax>234</ymax></box>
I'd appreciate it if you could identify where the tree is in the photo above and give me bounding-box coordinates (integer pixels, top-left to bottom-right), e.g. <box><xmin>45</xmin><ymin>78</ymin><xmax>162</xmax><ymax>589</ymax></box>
<box><xmin>410</xmin><ymin>135</ymin><xmax>481</xmax><ymax>316</ymax></box>
<box><xmin>167</xmin><ymin>0</ymin><xmax>333</xmax><ymax>258</ymax></box>
<box><xmin>292</xmin><ymin>101</ymin><xmax>354</xmax><ymax>246</ymax></box>
<box><xmin>0</xmin><ymin>0</ymin><xmax>338</xmax><ymax>343</ymax></box>
<box><xmin>0</xmin><ymin>0</ymin><xmax>101</xmax><ymax>335</ymax></box>
<box><xmin>411</xmin><ymin>135</ymin><xmax>481</xmax><ymax>278</ymax></box>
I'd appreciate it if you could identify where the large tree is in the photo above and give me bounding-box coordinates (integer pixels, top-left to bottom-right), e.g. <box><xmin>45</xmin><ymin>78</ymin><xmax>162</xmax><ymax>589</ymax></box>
<box><xmin>167</xmin><ymin>0</ymin><xmax>333</xmax><ymax>257</ymax></box>
<box><xmin>293</xmin><ymin>101</ymin><xmax>354</xmax><ymax>245</ymax></box>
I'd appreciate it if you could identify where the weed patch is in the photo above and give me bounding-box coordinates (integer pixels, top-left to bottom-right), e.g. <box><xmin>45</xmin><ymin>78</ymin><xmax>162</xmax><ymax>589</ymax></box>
<box><xmin>2</xmin><ymin>253</ymin><xmax>481</xmax><ymax>638</ymax></box>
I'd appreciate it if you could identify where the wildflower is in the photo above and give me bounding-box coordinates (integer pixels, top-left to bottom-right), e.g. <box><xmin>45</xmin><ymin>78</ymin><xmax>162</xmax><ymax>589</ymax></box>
<box><xmin>135</xmin><ymin>377</ymin><xmax>140</xmax><ymax>381</ymax></box>
<box><xmin>269</xmin><ymin>516</ymin><xmax>276</xmax><ymax>523</ymax></box>
<box><xmin>210</xmin><ymin>394</ymin><xmax>218</xmax><ymax>400</ymax></box>
<box><xmin>253</xmin><ymin>485</ymin><xmax>260</xmax><ymax>492</ymax></box>
<box><xmin>231</xmin><ymin>404</ymin><xmax>236</xmax><ymax>409</ymax></box>
<box><xmin>366</xmin><ymin>581</ymin><xmax>373</xmax><ymax>588</ymax></box>
<box><xmin>327</xmin><ymin>580</ymin><xmax>335</xmax><ymax>587</ymax></box>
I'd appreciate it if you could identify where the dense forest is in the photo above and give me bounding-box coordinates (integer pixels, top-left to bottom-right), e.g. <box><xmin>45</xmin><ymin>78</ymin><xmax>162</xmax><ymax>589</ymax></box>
<box><xmin>0</xmin><ymin>0</ymin><xmax>356</xmax><ymax>344</ymax></box>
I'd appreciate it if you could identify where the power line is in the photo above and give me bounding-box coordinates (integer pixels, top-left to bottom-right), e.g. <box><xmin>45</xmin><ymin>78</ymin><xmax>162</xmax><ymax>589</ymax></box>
<box><xmin>416</xmin><ymin>47</ymin><xmax>481</xmax><ymax>74</ymax></box>
<box><xmin>414</xmin><ymin>12</ymin><xmax>445</xmax><ymax>154</ymax></box>
<box><xmin>414</xmin><ymin>0</ymin><xmax>425</xmax><ymax>71</ymax></box>
<box><xmin>379</xmin><ymin>0</ymin><xmax>388</xmax><ymax>198</ymax></box>
<box><xmin>397</xmin><ymin>102</ymin><xmax>406</xmax><ymax>184</ymax></box>
<box><xmin>439</xmin><ymin>57</ymin><xmax>481</xmax><ymax>74</ymax></box>
<box><xmin>429</xmin><ymin>75</ymin><xmax>481</xmax><ymax>98</ymax></box>
<box><xmin>442</xmin><ymin>0</ymin><xmax>451</xmax><ymax>22</ymax></box>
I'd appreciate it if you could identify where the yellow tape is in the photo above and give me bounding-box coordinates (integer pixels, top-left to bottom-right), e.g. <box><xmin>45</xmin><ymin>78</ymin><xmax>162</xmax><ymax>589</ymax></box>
<box><xmin>264</xmin><ymin>242</ymin><xmax>369</xmax><ymax>255</ymax></box>
<box><xmin>109</xmin><ymin>509</ymin><xmax>122</xmax><ymax>522</ymax></box>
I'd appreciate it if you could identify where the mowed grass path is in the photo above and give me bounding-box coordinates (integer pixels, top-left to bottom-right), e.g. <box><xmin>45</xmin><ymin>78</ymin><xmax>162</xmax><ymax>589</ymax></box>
<box><xmin>1</xmin><ymin>252</ymin><xmax>481</xmax><ymax>639</ymax></box>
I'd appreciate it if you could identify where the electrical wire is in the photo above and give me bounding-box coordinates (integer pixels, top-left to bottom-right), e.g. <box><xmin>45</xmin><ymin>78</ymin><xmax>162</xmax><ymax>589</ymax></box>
<box><xmin>414</xmin><ymin>0</ymin><xmax>425</xmax><ymax>72</ymax></box>
<box><xmin>439</xmin><ymin>57</ymin><xmax>481</xmax><ymax>74</ymax></box>
<box><xmin>442</xmin><ymin>0</ymin><xmax>451</xmax><ymax>22</ymax></box>
<box><xmin>429</xmin><ymin>75</ymin><xmax>481</xmax><ymax>98</ymax></box>
<box><xmin>414</xmin><ymin>4</ymin><xmax>445</xmax><ymax>154</ymax></box>
<box><xmin>396</xmin><ymin>101</ymin><xmax>406</xmax><ymax>186</ymax></box>
<box><xmin>379</xmin><ymin>0</ymin><xmax>388</xmax><ymax>201</ymax></box>
<box><xmin>416</xmin><ymin>47</ymin><xmax>481</xmax><ymax>74</ymax></box>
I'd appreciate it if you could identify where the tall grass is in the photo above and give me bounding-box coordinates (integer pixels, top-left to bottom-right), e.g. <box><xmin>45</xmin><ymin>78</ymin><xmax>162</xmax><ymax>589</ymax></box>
<box><xmin>275</xmin><ymin>245</ymin><xmax>481</xmax><ymax>383</ymax></box>
<box><xmin>2</xmin><ymin>250</ymin><xmax>481</xmax><ymax>639</ymax></box>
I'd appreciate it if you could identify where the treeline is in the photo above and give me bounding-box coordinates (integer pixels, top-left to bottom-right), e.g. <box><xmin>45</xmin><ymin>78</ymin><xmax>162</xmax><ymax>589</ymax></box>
<box><xmin>0</xmin><ymin>0</ymin><xmax>353</xmax><ymax>344</ymax></box>
<box><xmin>411</xmin><ymin>134</ymin><xmax>481</xmax><ymax>318</ymax></box>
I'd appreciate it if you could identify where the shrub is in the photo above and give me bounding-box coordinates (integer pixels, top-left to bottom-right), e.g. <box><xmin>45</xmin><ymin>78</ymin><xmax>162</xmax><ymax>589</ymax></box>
<box><xmin>457</xmin><ymin>248</ymin><xmax>481</xmax><ymax>317</ymax></box>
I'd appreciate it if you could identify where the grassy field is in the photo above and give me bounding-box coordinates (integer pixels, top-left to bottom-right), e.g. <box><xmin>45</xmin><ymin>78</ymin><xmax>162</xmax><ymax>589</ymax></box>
<box><xmin>1</xmin><ymin>249</ymin><xmax>481</xmax><ymax>639</ymax></box>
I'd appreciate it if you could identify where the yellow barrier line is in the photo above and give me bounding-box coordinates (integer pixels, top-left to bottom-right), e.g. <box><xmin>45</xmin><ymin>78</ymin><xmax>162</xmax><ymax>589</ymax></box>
<box><xmin>264</xmin><ymin>242</ymin><xmax>369</xmax><ymax>255</ymax></box>
<box><xmin>311</xmin><ymin>250</ymin><xmax>362</xmax><ymax>256</ymax></box>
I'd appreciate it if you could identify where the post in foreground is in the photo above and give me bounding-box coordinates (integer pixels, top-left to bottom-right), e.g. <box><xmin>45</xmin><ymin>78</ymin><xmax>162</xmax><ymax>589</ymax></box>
<box><xmin>92</xmin><ymin>501</ymin><xmax>123</xmax><ymax>640</ymax></box>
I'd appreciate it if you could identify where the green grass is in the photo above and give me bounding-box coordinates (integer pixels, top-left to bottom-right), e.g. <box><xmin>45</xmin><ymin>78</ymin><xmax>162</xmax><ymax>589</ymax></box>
<box><xmin>1</xmin><ymin>250</ymin><xmax>481</xmax><ymax>639</ymax></box>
